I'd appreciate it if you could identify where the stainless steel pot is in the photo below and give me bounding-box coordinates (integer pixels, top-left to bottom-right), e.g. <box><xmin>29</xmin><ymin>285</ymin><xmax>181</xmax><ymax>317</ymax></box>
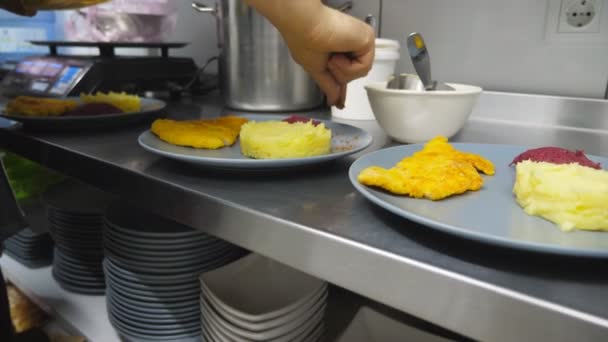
<box><xmin>192</xmin><ymin>0</ymin><xmax>351</xmax><ymax>111</ymax></box>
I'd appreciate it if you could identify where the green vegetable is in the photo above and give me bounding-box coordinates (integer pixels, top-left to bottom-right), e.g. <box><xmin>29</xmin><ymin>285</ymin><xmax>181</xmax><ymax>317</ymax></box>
<box><xmin>1</xmin><ymin>151</ymin><xmax>65</xmax><ymax>202</ymax></box>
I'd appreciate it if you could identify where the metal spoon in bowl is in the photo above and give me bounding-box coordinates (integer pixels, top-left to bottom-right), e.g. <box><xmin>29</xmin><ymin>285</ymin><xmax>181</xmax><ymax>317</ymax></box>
<box><xmin>406</xmin><ymin>32</ymin><xmax>454</xmax><ymax>91</ymax></box>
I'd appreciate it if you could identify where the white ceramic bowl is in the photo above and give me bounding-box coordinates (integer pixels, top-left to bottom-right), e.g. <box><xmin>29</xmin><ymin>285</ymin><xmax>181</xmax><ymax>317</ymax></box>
<box><xmin>364</xmin><ymin>81</ymin><xmax>482</xmax><ymax>143</ymax></box>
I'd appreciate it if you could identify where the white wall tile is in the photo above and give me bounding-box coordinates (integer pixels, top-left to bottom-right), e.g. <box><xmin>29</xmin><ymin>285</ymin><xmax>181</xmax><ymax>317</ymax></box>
<box><xmin>351</xmin><ymin>0</ymin><xmax>608</xmax><ymax>99</ymax></box>
<box><xmin>168</xmin><ymin>1</ymin><xmax>219</xmax><ymax>72</ymax></box>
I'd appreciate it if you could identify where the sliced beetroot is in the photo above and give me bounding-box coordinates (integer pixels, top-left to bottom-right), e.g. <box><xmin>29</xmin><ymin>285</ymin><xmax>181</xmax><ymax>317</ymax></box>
<box><xmin>282</xmin><ymin>115</ymin><xmax>321</xmax><ymax>126</ymax></box>
<box><xmin>510</xmin><ymin>146</ymin><xmax>601</xmax><ymax>169</ymax></box>
<box><xmin>63</xmin><ymin>102</ymin><xmax>123</xmax><ymax>116</ymax></box>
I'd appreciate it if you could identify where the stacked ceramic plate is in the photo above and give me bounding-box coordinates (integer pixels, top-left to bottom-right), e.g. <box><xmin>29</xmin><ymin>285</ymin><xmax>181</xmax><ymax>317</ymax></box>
<box><xmin>336</xmin><ymin>307</ymin><xmax>453</xmax><ymax>342</ymax></box>
<box><xmin>103</xmin><ymin>202</ymin><xmax>246</xmax><ymax>342</ymax></box>
<box><xmin>3</xmin><ymin>228</ymin><xmax>53</xmax><ymax>268</ymax></box>
<box><xmin>42</xmin><ymin>180</ymin><xmax>113</xmax><ymax>295</ymax></box>
<box><xmin>199</xmin><ymin>253</ymin><xmax>328</xmax><ymax>342</ymax></box>
<box><xmin>3</xmin><ymin>195</ymin><xmax>54</xmax><ymax>268</ymax></box>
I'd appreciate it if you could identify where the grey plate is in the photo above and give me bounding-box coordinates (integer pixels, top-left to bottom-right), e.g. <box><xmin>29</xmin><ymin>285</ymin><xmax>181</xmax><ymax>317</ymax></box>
<box><xmin>107</xmin><ymin>275</ymin><xmax>199</xmax><ymax>301</ymax></box>
<box><xmin>104</xmin><ymin>235</ymin><xmax>228</xmax><ymax>259</ymax></box>
<box><xmin>108</xmin><ymin>309</ymin><xmax>200</xmax><ymax>338</ymax></box>
<box><xmin>106</xmin><ymin>286</ymin><xmax>201</xmax><ymax>315</ymax></box>
<box><xmin>108</xmin><ymin>297</ymin><xmax>200</xmax><ymax>326</ymax></box>
<box><xmin>103</xmin><ymin>232</ymin><xmax>227</xmax><ymax>256</ymax></box>
<box><xmin>349</xmin><ymin>143</ymin><xmax>608</xmax><ymax>257</ymax></box>
<box><xmin>104</xmin><ymin>203</ymin><xmax>210</xmax><ymax>238</ymax></box>
<box><xmin>52</xmin><ymin>268</ymin><xmax>105</xmax><ymax>295</ymax></box>
<box><xmin>2</xmin><ymin>250</ymin><xmax>52</xmax><ymax>268</ymax></box>
<box><xmin>50</xmin><ymin>226</ymin><xmax>102</xmax><ymax>242</ymax></box>
<box><xmin>104</xmin><ymin>228</ymin><xmax>221</xmax><ymax>250</ymax></box>
<box><xmin>48</xmin><ymin>213</ymin><xmax>103</xmax><ymax>229</ymax></box>
<box><xmin>49</xmin><ymin>210</ymin><xmax>104</xmax><ymax>221</ymax></box>
<box><xmin>138</xmin><ymin>114</ymin><xmax>373</xmax><ymax>171</ymax></box>
<box><xmin>104</xmin><ymin>242</ymin><xmax>231</xmax><ymax>266</ymax></box>
<box><xmin>106</xmin><ymin>250</ymin><xmax>239</xmax><ymax>275</ymax></box>
<box><xmin>54</xmin><ymin>259</ymin><xmax>104</xmax><ymax>277</ymax></box>
<box><xmin>1</xmin><ymin>97</ymin><xmax>166</xmax><ymax>131</ymax></box>
<box><xmin>105</xmin><ymin>267</ymin><xmax>200</xmax><ymax>293</ymax></box>
<box><xmin>107</xmin><ymin>284</ymin><xmax>197</xmax><ymax>306</ymax></box>
<box><xmin>105</xmin><ymin>223</ymin><xmax>214</xmax><ymax>245</ymax></box>
<box><xmin>108</xmin><ymin>287</ymin><xmax>200</xmax><ymax>310</ymax></box>
<box><xmin>104</xmin><ymin>259</ymin><xmax>202</xmax><ymax>284</ymax></box>
<box><xmin>53</xmin><ymin>264</ymin><xmax>105</xmax><ymax>285</ymax></box>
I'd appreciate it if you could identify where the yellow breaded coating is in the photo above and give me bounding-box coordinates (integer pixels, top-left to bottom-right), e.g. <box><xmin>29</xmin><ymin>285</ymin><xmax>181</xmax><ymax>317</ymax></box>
<box><xmin>358</xmin><ymin>136</ymin><xmax>494</xmax><ymax>201</ymax></box>
<box><xmin>151</xmin><ymin>116</ymin><xmax>249</xmax><ymax>149</ymax></box>
<box><xmin>80</xmin><ymin>91</ymin><xmax>140</xmax><ymax>112</ymax></box>
<box><xmin>5</xmin><ymin>96</ymin><xmax>78</xmax><ymax>117</ymax></box>
<box><xmin>400</xmin><ymin>136</ymin><xmax>495</xmax><ymax>175</ymax></box>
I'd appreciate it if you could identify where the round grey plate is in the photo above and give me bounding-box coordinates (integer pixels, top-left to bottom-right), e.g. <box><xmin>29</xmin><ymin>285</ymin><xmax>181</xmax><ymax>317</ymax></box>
<box><xmin>103</xmin><ymin>259</ymin><xmax>200</xmax><ymax>284</ymax></box>
<box><xmin>349</xmin><ymin>143</ymin><xmax>608</xmax><ymax>258</ymax></box>
<box><xmin>138</xmin><ymin>114</ymin><xmax>373</xmax><ymax>171</ymax></box>
<box><xmin>1</xmin><ymin>97</ymin><xmax>166</xmax><ymax>131</ymax></box>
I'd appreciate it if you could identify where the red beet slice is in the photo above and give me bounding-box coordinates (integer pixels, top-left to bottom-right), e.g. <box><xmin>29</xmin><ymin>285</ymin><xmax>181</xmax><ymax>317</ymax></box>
<box><xmin>510</xmin><ymin>146</ymin><xmax>601</xmax><ymax>169</ymax></box>
<box><xmin>282</xmin><ymin>115</ymin><xmax>321</xmax><ymax>126</ymax></box>
<box><xmin>63</xmin><ymin>102</ymin><xmax>123</xmax><ymax>116</ymax></box>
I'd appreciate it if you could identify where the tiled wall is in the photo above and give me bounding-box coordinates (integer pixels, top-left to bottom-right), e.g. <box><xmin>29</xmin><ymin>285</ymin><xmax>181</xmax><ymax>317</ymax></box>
<box><xmin>351</xmin><ymin>0</ymin><xmax>608</xmax><ymax>99</ymax></box>
<box><xmin>169</xmin><ymin>0</ymin><xmax>608</xmax><ymax>99</ymax></box>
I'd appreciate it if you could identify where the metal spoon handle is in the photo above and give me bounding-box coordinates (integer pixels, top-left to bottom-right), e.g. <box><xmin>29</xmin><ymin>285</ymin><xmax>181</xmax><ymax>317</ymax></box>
<box><xmin>407</xmin><ymin>32</ymin><xmax>433</xmax><ymax>90</ymax></box>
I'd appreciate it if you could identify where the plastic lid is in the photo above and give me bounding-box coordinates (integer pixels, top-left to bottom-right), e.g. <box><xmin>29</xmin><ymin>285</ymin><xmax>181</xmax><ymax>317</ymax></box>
<box><xmin>375</xmin><ymin>38</ymin><xmax>400</xmax><ymax>50</ymax></box>
<box><xmin>375</xmin><ymin>48</ymin><xmax>400</xmax><ymax>61</ymax></box>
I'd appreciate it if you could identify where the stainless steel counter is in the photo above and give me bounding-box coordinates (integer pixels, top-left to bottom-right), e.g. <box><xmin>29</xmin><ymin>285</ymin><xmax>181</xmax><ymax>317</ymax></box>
<box><xmin>1</xmin><ymin>91</ymin><xmax>607</xmax><ymax>342</ymax></box>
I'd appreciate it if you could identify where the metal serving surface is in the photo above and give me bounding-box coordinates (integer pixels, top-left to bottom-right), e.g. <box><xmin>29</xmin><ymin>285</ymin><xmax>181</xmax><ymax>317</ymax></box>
<box><xmin>0</xmin><ymin>92</ymin><xmax>607</xmax><ymax>342</ymax></box>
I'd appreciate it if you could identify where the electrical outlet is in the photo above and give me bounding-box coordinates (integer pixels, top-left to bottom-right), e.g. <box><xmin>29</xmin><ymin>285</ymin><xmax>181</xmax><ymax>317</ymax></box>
<box><xmin>545</xmin><ymin>0</ymin><xmax>608</xmax><ymax>43</ymax></box>
<box><xmin>558</xmin><ymin>0</ymin><xmax>602</xmax><ymax>32</ymax></box>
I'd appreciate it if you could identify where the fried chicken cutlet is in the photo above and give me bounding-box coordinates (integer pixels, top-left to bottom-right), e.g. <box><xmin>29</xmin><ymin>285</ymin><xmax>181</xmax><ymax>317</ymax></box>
<box><xmin>151</xmin><ymin>116</ymin><xmax>249</xmax><ymax>149</ymax></box>
<box><xmin>6</xmin><ymin>96</ymin><xmax>78</xmax><ymax>117</ymax></box>
<box><xmin>358</xmin><ymin>136</ymin><xmax>495</xmax><ymax>200</ymax></box>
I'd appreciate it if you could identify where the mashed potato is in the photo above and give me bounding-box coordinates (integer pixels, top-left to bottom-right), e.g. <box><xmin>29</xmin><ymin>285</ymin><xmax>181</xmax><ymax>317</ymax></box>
<box><xmin>239</xmin><ymin>120</ymin><xmax>331</xmax><ymax>159</ymax></box>
<box><xmin>513</xmin><ymin>160</ymin><xmax>608</xmax><ymax>231</ymax></box>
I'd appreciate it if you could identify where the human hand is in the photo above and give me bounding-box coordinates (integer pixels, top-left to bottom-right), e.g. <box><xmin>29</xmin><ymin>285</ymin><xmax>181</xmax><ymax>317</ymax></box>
<box><xmin>0</xmin><ymin>0</ymin><xmax>37</xmax><ymax>16</ymax></box>
<box><xmin>245</xmin><ymin>0</ymin><xmax>375</xmax><ymax>109</ymax></box>
<box><xmin>1</xmin><ymin>0</ymin><xmax>110</xmax><ymax>16</ymax></box>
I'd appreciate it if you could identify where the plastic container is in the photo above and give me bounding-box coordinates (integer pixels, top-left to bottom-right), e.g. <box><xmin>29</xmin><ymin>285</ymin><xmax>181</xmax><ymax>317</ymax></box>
<box><xmin>331</xmin><ymin>38</ymin><xmax>400</xmax><ymax>120</ymax></box>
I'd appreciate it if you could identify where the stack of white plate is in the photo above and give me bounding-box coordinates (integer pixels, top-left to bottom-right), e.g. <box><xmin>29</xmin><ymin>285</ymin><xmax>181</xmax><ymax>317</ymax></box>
<box><xmin>42</xmin><ymin>180</ymin><xmax>112</xmax><ymax>294</ymax></box>
<box><xmin>199</xmin><ymin>253</ymin><xmax>328</xmax><ymax>342</ymax></box>
<box><xmin>103</xmin><ymin>203</ymin><xmax>246</xmax><ymax>342</ymax></box>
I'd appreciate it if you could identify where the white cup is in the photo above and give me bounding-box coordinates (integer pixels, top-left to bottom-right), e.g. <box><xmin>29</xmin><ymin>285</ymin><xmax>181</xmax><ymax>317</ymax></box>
<box><xmin>331</xmin><ymin>38</ymin><xmax>400</xmax><ymax>120</ymax></box>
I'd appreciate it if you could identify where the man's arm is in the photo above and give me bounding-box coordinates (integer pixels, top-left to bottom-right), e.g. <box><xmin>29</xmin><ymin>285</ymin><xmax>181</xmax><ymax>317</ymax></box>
<box><xmin>244</xmin><ymin>0</ymin><xmax>375</xmax><ymax>108</ymax></box>
<box><xmin>0</xmin><ymin>0</ymin><xmax>36</xmax><ymax>16</ymax></box>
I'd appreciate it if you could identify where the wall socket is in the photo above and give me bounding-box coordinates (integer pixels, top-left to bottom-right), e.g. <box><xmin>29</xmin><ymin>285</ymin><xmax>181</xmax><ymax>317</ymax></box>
<box><xmin>558</xmin><ymin>0</ymin><xmax>602</xmax><ymax>32</ymax></box>
<box><xmin>545</xmin><ymin>0</ymin><xmax>607</xmax><ymax>43</ymax></box>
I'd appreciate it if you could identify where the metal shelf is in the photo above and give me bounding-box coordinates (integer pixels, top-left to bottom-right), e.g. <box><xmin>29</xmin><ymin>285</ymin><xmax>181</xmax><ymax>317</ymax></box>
<box><xmin>0</xmin><ymin>91</ymin><xmax>607</xmax><ymax>341</ymax></box>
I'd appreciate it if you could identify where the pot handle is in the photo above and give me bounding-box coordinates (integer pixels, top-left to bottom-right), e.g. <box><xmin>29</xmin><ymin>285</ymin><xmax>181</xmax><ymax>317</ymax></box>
<box><xmin>192</xmin><ymin>1</ymin><xmax>217</xmax><ymax>15</ymax></box>
<box><xmin>335</xmin><ymin>1</ymin><xmax>353</xmax><ymax>12</ymax></box>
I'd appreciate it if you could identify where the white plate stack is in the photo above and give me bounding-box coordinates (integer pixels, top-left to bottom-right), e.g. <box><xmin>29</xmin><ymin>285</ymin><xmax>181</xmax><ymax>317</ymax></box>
<box><xmin>103</xmin><ymin>203</ymin><xmax>246</xmax><ymax>342</ymax></box>
<box><xmin>199</xmin><ymin>253</ymin><xmax>328</xmax><ymax>342</ymax></box>
<box><xmin>42</xmin><ymin>180</ymin><xmax>113</xmax><ymax>295</ymax></box>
